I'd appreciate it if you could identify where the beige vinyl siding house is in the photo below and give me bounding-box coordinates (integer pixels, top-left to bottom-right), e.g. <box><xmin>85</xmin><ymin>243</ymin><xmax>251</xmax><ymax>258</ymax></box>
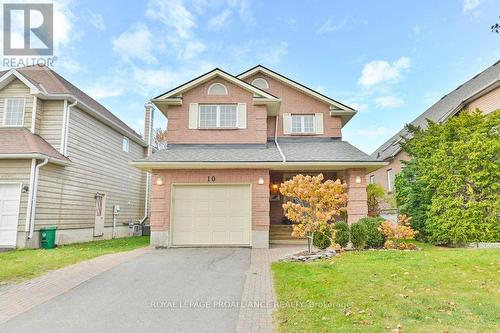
<box><xmin>0</xmin><ymin>66</ymin><xmax>150</xmax><ymax>248</ymax></box>
<box><xmin>367</xmin><ymin>60</ymin><xmax>499</xmax><ymax>215</ymax></box>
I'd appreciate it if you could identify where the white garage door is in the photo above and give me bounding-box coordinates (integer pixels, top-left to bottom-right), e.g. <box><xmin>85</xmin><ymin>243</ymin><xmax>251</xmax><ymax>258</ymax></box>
<box><xmin>172</xmin><ymin>184</ymin><xmax>251</xmax><ymax>246</ymax></box>
<box><xmin>0</xmin><ymin>184</ymin><xmax>21</xmax><ymax>248</ymax></box>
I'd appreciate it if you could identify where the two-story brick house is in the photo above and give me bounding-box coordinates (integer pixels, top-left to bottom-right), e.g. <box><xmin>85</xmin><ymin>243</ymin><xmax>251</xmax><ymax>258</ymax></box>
<box><xmin>0</xmin><ymin>65</ymin><xmax>149</xmax><ymax>248</ymax></box>
<box><xmin>132</xmin><ymin>65</ymin><xmax>385</xmax><ymax>248</ymax></box>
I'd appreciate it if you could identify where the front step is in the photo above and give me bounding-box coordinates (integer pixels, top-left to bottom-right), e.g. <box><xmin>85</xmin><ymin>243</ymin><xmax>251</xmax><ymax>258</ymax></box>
<box><xmin>269</xmin><ymin>224</ymin><xmax>306</xmax><ymax>242</ymax></box>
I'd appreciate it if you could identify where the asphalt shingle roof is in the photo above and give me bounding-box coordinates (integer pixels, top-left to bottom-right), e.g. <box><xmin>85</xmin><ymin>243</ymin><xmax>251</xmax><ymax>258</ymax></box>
<box><xmin>1</xmin><ymin>66</ymin><xmax>142</xmax><ymax>140</ymax></box>
<box><xmin>372</xmin><ymin>60</ymin><xmax>500</xmax><ymax>161</ymax></box>
<box><xmin>137</xmin><ymin>138</ymin><xmax>376</xmax><ymax>163</ymax></box>
<box><xmin>0</xmin><ymin>127</ymin><xmax>70</xmax><ymax>162</ymax></box>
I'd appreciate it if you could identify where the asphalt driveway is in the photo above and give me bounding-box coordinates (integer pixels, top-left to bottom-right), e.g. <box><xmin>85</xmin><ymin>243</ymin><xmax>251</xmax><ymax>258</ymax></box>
<box><xmin>0</xmin><ymin>248</ymin><xmax>251</xmax><ymax>333</ymax></box>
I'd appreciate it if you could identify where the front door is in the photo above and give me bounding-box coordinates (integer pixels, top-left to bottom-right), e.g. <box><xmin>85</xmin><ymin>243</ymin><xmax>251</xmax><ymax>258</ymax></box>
<box><xmin>94</xmin><ymin>193</ymin><xmax>106</xmax><ymax>236</ymax></box>
<box><xmin>0</xmin><ymin>184</ymin><xmax>21</xmax><ymax>248</ymax></box>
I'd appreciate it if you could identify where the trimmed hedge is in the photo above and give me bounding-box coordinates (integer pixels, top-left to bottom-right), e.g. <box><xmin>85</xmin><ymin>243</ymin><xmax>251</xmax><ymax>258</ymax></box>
<box><xmin>313</xmin><ymin>230</ymin><xmax>332</xmax><ymax>249</ymax></box>
<box><xmin>358</xmin><ymin>217</ymin><xmax>385</xmax><ymax>248</ymax></box>
<box><xmin>350</xmin><ymin>223</ymin><xmax>368</xmax><ymax>250</ymax></box>
<box><xmin>334</xmin><ymin>221</ymin><xmax>350</xmax><ymax>248</ymax></box>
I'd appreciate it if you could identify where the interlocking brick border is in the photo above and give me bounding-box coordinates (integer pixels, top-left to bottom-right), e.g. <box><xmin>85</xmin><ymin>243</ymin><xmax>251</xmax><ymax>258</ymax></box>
<box><xmin>236</xmin><ymin>245</ymin><xmax>303</xmax><ymax>333</ymax></box>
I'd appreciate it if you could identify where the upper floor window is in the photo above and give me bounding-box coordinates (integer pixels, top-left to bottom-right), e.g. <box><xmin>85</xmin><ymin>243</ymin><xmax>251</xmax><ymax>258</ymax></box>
<box><xmin>251</xmin><ymin>78</ymin><xmax>269</xmax><ymax>89</ymax></box>
<box><xmin>207</xmin><ymin>83</ymin><xmax>228</xmax><ymax>95</ymax></box>
<box><xmin>3</xmin><ymin>98</ymin><xmax>25</xmax><ymax>126</ymax></box>
<box><xmin>387</xmin><ymin>168</ymin><xmax>394</xmax><ymax>192</ymax></box>
<box><xmin>122</xmin><ymin>136</ymin><xmax>129</xmax><ymax>152</ymax></box>
<box><xmin>199</xmin><ymin>104</ymin><xmax>237</xmax><ymax>128</ymax></box>
<box><xmin>291</xmin><ymin>114</ymin><xmax>315</xmax><ymax>134</ymax></box>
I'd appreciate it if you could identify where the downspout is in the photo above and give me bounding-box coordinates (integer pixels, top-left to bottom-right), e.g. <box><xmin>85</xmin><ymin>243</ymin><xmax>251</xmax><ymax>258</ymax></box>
<box><xmin>24</xmin><ymin>159</ymin><xmax>36</xmax><ymax>233</ymax></box>
<box><xmin>275</xmin><ymin>115</ymin><xmax>286</xmax><ymax>162</ymax></box>
<box><xmin>140</xmin><ymin>103</ymin><xmax>154</xmax><ymax>224</ymax></box>
<box><xmin>62</xmin><ymin>99</ymin><xmax>77</xmax><ymax>156</ymax></box>
<box><xmin>30</xmin><ymin>96</ymin><xmax>37</xmax><ymax>133</ymax></box>
<box><xmin>27</xmin><ymin>158</ymin><xmax>49</xmax><ymax>239</ymax></box>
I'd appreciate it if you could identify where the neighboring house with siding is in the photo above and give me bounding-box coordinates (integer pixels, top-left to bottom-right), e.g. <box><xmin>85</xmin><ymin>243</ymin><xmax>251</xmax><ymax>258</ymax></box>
<box><xmin>367</xmin><ymin>60</ymin><xmax>500</xmax><ymax>213</ymax></box>
<box><xmin>0</xmin><ymin>65</ymin><xmax>150</xmax><ymax>248</ymax></box>
<box><xmin>132</xmin><ymin>65</ymin><xmax>386</xmax><ymax>249</ymax></box>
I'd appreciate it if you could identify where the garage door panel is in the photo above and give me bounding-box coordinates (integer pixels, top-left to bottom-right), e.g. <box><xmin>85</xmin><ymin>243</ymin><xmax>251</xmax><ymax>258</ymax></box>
<box><xmin>172</xmin><ymin>184</ymin><xmax>251</xmax><ymax>246</ymax></box>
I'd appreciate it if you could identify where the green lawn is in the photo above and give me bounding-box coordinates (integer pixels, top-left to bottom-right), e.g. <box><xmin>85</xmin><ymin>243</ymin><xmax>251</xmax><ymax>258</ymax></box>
<box><xmin>272</xmin><ymin>244</ymin><xmax>500</xmax><ymax>333</ymax></box>
<box><xmin>0</xmin><ymin>236</ymin><xmax>150</xmax><ymax>283</ymax></box>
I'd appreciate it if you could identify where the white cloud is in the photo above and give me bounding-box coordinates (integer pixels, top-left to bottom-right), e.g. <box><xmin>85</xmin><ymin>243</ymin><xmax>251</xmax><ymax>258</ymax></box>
<box><xmin>463</xmin><ymin>0</ymin><xmax>485</xmax><ymax>12</ymax></box>
<box><xmin>358</xmin><ymin>57</ymin><xmax>411</xmax><ymax>87</ymax></box>
<box><xmin>87</xmin><ymin>76</ymin><xmax>126</xmax><ymax>99</ymax></box>
<box><xmin>348</xmin><ymin>102</ymin><xmax>369</xmax><ymax>112</ymax></box>
<box><xmin>88</xmin><ymin>11</ymin><xmax>106</xmax><ymax>31</ymax></box>
<box><xmin>259</xmin><ymin>41</ymin><xmax>288</xmax><ymax>65</ymax></box>
<box><xmin>146</xmin><ymin>0</ymin><xmax>196</xmax><ymax>39</ymax></box>
<box><xmin>179</xmin><ymin>40</ymin><xmax>206</xmax><ymax>60</ymax></box>
<box><xmin>112</xmin><ymin>23</ymin><xmax>157</xmax><ymax>64</ymax></box>
<box><xmin>316</xmin><ymin>18</ymin><xmax>348</xmax><ymax>34</ymax></box>
<box><xmin>209</xmin><ymin>9</ymin><xmax>232</xmax><ymax>30</ymax></box>
<box><xmin>375</xmin><ymin>95</ymin><xmax>405</xmax><ymax>108</ymax></box>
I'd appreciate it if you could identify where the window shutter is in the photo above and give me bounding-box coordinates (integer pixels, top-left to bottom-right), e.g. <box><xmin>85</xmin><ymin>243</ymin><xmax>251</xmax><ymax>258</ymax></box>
<box><xmin>188</xmin><ymin>103</ymin><xmax>198</xmax><ymax>129</ymax></box>
<box><xmin>237</xmin><ymin>103</ymin><xmax>247</xmax><ymax>129</ymax></box>
<box><xmin>283</xmin><ymin>113</ymin><xmax>292</xmax><ymax>134</ymax></box>
<box><xmin>315</xmin><ymin>113</ymin><xmax>324</xmax><ymax>134</ymax></box>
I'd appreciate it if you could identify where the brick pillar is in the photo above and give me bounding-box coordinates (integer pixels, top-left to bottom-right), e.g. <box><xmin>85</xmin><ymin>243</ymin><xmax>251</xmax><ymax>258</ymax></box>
<box><xmin>346</xmin><ymin>168</ymin><xmax>368</xmax><ymax>225</ymax></box>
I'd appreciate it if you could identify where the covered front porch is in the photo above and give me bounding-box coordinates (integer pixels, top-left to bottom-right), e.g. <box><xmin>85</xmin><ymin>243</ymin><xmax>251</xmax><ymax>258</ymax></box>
<box><xmin>267</xmin><ymin>169</ymin><xmax>368</xmax><ymax>244</ymax></box>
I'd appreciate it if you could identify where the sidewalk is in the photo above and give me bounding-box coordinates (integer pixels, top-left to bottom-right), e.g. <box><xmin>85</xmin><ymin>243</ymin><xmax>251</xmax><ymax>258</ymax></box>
<box><xmin>0</xmin><ymin>247</ymin><xmax>150</xmax><ymax>324</ymax></box>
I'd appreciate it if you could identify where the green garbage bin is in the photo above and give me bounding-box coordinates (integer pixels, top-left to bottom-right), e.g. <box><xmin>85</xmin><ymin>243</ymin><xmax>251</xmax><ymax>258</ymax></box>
<box><xmin>40</xmin><ymin>226</ymin><xmax>57</xmax><ymax>249</ymax></box>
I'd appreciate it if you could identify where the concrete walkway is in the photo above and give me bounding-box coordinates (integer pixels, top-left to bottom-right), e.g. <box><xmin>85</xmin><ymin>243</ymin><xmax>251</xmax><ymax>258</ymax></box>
<box><xmin>0</xmin><ymin>245</ymin><xmax>303</xmax><ymax>333</ymax></box>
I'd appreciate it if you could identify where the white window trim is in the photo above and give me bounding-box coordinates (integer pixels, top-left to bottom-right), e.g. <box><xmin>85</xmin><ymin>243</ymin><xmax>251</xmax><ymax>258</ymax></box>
<box><xmin>122</xmin><ymin>136</ymin><xmax>129</xmax><ymax>152</ymax></box>
<box><xmin>251</xmin><ymin>77</ymin><xmax>269</xmax><ymax>89</ymax></box>
<box><xmin>369</xmin><ymin>175</ymin><xmax>375</xmax><ymax>184</ymax></box>
<box><xmin>207</xmin><ymin>83</ymin><xmax>228</xmax><ymax>95</ymax></box>
<box><xmin>291</xmin><ymin>114</ymin><xmax>315</xmax><ymax>134</ymax></box>
<box><xmin>198</xmin><ymin>104</ymin><xmax>238</xmax><ymax>129</ymax></box>
<box><xmin>386</xmin><ymin>168</ymin><xmax>393</xmax><ymax>192</ymax></box>
<box><xmin>2</xmin><ymin>98</ymin><xmax>26</xmax><ymax>127</ymax></box>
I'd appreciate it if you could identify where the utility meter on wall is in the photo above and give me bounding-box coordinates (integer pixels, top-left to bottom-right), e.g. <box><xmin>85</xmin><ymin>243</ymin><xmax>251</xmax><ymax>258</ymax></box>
<box><xmin>113</xmin><ymin>205</ymin><xmax>120</xmax><ymax>214</ymax></box>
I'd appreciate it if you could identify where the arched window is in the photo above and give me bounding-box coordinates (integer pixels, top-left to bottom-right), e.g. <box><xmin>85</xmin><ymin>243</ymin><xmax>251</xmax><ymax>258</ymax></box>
<box><xmin>251</xmin><ymin>78</ymin><xmax>269</xmax><ymax>89</ymax></box>
<box><xmin>207</xmin><ymin>83</ymin><xmax>228</xmax><ymax>95</ymax></box>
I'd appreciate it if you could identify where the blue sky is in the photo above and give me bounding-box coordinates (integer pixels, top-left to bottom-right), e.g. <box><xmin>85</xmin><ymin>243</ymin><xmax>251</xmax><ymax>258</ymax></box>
<box><xmin>3</xmin><ymin>0</ymin><xmax>500</xmax><ymax>153</ymax></box>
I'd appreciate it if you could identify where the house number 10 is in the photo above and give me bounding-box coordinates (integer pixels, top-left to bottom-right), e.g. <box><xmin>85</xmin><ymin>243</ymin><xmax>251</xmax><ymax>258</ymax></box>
<box><xmin>208</xmin><ymin>176</ymin><xmax>216</xmax><ymax>182</ymax></box>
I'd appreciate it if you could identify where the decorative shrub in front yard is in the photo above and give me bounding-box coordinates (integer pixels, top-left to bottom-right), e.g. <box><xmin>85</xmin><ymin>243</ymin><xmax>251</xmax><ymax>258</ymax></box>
<box><xmin>280</xmin><ymin>174</ymin><xmax>348</xmax><ymax>253</ymax></box>
<box><xmin>396</xmin><ymin>110</ymin><xmax>500</xmax><ymax>245</ymax></box>
<box><xmin>350</xmin><ymin>222</ymin><xmax>368</xmax><ymax>250</ymax></box>
<box><xmin>379</xmin><ymin>214</ymin><xmax>418</xmax><ymax>250</ymax></box>
<box><xmin>333</xmin><ymin>221</ymin><xmax>350</xmax><ymax>248</ymax></box>
<box><xmin>357</xmin><ymin>216</ymin><xmax>385</xmax><ymax>248</ymax></box>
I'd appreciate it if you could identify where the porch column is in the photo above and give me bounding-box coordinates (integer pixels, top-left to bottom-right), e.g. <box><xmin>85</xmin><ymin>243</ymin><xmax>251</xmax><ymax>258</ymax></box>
<box><xmin>345</xmin><ymin>168</ymin><xmax>368</xmax><ymax>225</ymax></box>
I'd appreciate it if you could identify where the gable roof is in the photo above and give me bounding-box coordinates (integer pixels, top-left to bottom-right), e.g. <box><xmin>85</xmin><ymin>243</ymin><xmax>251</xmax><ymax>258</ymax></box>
<box><xmin>372</xmin><ymin>60</ymin><xmax>500</xmax><ymax>161</ymax></box>
<box><xmin>0</xmin><ymin>127</ymin><xmax>70</xmax><ymax>165</ymax></box>
<box><xmin>237</xmin><ymin>65</ymin><xmax>357</xmax><ymax>125</ymax></box>
<box><xmin>0</xmin><ymin>66</ymin><xmax>144</xmax><ymax>143</ymax></box>
<box><xmin>153</xmin><ymin>67</ymin><xmax>280</xmax><ymax>100</ymax></box>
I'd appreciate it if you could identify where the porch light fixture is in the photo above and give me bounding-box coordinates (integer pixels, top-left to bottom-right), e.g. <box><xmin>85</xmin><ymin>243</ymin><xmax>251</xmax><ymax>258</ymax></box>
<box><xmin>355</xmin><ymin>176</ymin><xmax>362</xmax><ymax>184</ymax></box>
<box><xmin>258</xmin><ymin>176</ymin><xmax>265</xmax><ymax>185</ymax></box>
<box><xmin>156</xmin><ymin>175</ymin><xmax>164</xmax><ymax>186</ymax></box>
<box><xmin>272</xmin><ymin>184</ymin><xmax>278</xmax><ymax>189</ymax></box>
